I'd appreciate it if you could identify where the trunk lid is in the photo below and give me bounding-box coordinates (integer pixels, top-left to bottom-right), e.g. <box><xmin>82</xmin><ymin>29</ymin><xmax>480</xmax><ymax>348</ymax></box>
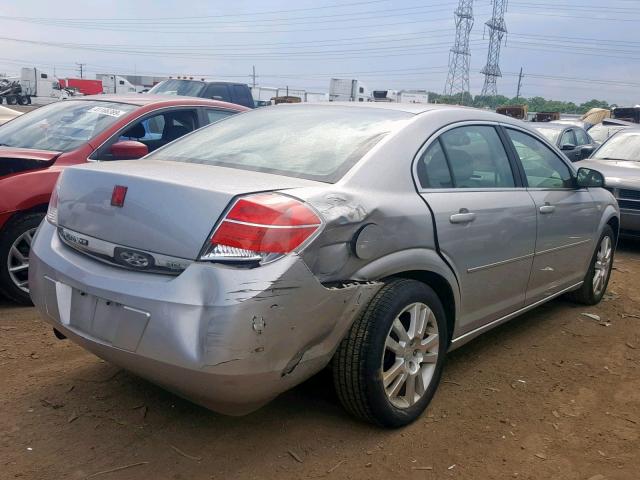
<box><xmin>57</xmin><ymin>160</ymin><xmax>322</xmax><ymax>260</ymax></box>
<box><xmin>0</xmin><ymin>147</ymin><xmax>61</xmax><ymax>177</ymax></box>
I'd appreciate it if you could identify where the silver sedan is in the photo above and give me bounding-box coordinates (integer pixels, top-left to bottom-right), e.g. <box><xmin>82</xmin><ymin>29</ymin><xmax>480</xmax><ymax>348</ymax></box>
<box><xmin>29</xmin><ymin>103</ymin><xmax>618</xmax><ymax>427</ymax></box>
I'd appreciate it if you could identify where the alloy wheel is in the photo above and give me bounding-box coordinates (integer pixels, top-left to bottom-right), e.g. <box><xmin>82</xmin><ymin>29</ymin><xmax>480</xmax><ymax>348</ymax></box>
<box><xmin>7</xmin><ymin>227</ymin><xmax>36</xmax><ymax>294</ymax></box>
<box><xmin>381</xmin><ymin>302</ymin><xmax>439</xmax><ymax>408</ymax></box>
<box><xmin>593</xmin><ymin>235</ymin><xmax>613</xmax><ymax>297</ymax></box>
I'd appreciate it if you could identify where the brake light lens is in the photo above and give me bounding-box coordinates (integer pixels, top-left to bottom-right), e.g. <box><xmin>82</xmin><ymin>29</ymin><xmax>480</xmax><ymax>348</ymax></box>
<box><xmin>46</xmin><ymin>177</ymin><xmax>61</xmax><ymax>225</ymax></box>
<box><xmin>200</xmin><ymin>193</ymin><xmax>322</xmax><ymax>264</ymax></box>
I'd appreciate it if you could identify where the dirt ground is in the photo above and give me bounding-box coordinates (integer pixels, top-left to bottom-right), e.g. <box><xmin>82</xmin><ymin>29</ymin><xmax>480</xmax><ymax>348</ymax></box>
<box><xmin>1</xmin><ymin>244</ymin><xmax>639</xmax><ymax>480</ymax></box>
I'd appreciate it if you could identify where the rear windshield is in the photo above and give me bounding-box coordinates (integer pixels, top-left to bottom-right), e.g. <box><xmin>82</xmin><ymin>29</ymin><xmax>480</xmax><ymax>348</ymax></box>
<box><xmin>148</xmin><ymin>106</ymin><xmax>412</xmax><ymax>183</ymax></box>
<box><xmin>589</xmin><ymin>124</ymin><xmax>626</xmax><ymax>144</ymax></box>
<box><xmin>0</xmin><ymin>100</ymin><xmax>137</xmax><ymax>152</ymax></box>
<box><xmin>532</xmin><ymin>127</ymin><xmax>560</xmax><ymax>144</ymax></box>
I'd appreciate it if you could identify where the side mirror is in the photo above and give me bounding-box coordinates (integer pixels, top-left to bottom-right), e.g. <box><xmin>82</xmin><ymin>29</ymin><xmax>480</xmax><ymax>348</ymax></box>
<box><xmin>110</xmin><ymin>140</ymin><xmax>148</xmax><ymax>160</ymax></box>
<box><xmin>576</xmin><ymin>167</ymin><xmax>605</xmax><ymax>188</ymax></box>
<box><xmin>561</xmin><ymin>143</ymin><xmax>576</xmax><ymax>151</ymax></box>
<box><xmin>580</xmin><ymin>145</ymin><xmax>595</xmax><ymax>158</ymax></box>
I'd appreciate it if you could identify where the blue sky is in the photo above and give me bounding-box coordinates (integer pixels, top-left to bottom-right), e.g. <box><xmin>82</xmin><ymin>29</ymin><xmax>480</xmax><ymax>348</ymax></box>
<box><xmin>0</xmin><ymin>0</ymin><xmax>638</xmax><ymax>104</ymax></box>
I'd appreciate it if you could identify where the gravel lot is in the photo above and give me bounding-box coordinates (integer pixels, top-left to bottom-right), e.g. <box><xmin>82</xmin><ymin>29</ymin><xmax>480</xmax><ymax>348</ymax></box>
<box><xmin>1</xmin><ymin>242</ymin><xmax>639</xmax><ymax>480</ymax></box>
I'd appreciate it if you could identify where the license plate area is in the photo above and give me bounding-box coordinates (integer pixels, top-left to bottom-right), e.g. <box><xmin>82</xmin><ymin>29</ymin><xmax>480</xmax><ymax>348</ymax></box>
<box><xmin>46</xmin><ymin>278</ymin><xmax>150</xmax><ymax>352</ymax></box>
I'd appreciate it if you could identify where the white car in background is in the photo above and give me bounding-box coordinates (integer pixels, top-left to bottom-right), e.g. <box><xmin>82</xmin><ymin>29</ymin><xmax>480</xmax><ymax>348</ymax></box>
<box><xmin>0</xmin><ymin>106</ymin><xmax>22</xmax><ymax>125</ymax></box>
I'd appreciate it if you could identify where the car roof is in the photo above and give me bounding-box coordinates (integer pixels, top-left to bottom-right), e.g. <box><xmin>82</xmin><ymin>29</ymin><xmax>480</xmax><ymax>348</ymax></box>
<box><xmin>274</xmin><ymin>101</ymin><xmax>527</xmax><ymax>119</ymax></box>
<box><xmin>69</xmin><ymin>94</ymin><xmax>247</xmax><ymax>110</ymax></box>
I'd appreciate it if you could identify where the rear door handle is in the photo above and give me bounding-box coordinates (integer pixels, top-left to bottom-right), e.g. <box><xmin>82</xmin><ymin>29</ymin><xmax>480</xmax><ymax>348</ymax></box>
<box><xmin>449</xmin><ymin>210</ymin><xmax>476</xmax><ymax>224</ymax></box>
<box><xmin>539</xmin><ymin>204</ymin><xmax>556</xmax><ymax>214</ymax></box>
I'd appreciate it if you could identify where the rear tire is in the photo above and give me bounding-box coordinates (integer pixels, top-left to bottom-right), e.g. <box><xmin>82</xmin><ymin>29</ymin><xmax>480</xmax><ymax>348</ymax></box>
<box><xmin>6</xmin><ymin>95</ymin><xmax>17</xmax><ymax>105</ymax></box>
<box><xmin>0</xmin><ymin>213</ymin><xmax>44</xmax><ymax>305</ymax></box>
<box><xmin>333</xmin><ymin>278</ymin><xmax>448</xmax><ymax>428</ymax></box>
<box><xmin>567</xmin><ymin>225</ymin><xmax>615</xmax><ymax>305</ymax></box>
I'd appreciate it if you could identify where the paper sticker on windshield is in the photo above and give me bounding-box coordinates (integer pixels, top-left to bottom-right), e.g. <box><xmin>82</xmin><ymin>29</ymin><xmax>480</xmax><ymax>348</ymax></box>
<box><xmin>88</xmin><ymin>106</ymin><xmax>127</xmax><ymax>118</ymax></box>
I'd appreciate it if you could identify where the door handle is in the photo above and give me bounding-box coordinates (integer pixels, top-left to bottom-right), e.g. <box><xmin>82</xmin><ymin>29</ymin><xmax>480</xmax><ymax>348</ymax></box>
<box><xmin>539</xmin><ymin>204</ymin><xmax>555</xmax><ymax>214</ymax></box>
<box><xmin>450</xmin><ymin>209</ymin><xmax>476</xmax><ymax>224</ymax></box>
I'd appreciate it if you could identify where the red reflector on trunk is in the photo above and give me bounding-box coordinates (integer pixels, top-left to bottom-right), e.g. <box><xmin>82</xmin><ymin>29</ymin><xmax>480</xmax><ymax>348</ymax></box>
<box><xmin>111</xmin><ymin>185</ymin><xmax>128</xmax><ymax>207</ymax></box>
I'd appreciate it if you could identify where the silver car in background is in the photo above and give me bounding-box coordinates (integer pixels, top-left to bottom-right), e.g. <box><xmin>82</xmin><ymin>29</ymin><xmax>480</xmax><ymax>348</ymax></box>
<box><xmin>579</xmin><ymin>128</ymin><xmax>640</xmax><ymax>236</ymax></box>
<box><xmin>29</xmin><ymin>104</ymin><xmax>618</xmax><ymax>427</ymax></box>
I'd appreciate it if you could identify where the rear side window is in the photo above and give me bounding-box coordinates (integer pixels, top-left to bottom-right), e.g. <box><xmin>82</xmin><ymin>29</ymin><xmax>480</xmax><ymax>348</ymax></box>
<box><xmin>417</xmin><ymin>125</ymin><xmax>515</xmax><ymax>189</ymax></box>
<box><xmin>148</xmin><ymin>106</ymin><xmax>411</xmax><ymax>183</ymax></box>
<box><xmin>417</xmin><ymin>140</ymin><xmax>452</xmax><ymax>188</ymax></box>
<box><xmin>506</xmin><ymin>129</ymin><xmax>573</xmax><ymax>188</ymax></box>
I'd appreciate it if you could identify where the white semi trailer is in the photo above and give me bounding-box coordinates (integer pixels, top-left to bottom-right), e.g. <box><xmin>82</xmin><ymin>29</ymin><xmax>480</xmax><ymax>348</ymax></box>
<box><xmin>329</xmin><ymin>78</ymin><xmax>371</xmax><ymax>102</ymax></box>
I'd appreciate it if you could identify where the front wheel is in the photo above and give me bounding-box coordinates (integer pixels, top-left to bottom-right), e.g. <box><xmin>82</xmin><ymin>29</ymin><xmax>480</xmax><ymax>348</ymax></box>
<box><xmin>333</xmin><ymin>279</ymin><xmax>448</xmax><ymax>428</ymax></box>
<box><xmin>567</xmin><ymin>225</ymin><xmax>615</xmax><ymax>305</ymax></box>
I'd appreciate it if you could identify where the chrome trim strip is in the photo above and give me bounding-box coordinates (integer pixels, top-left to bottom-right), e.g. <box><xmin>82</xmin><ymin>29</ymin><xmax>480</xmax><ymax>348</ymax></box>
<box><xmin>57</xmin><ymin>226</ymin><xmax>192</xmax><ymax>275</ymax></box>
<box><xmin>450</xmin><ymin>281</ymin><xmax>583</xmax><ymax>349</ymax></box>
<box><xmin>223</xmin><ymin>219</ymin><xmax>321</xmax><ymax>229</ymax></box>
<box><xmin>536</xmin><ymin>238</ymin><xmax>591</xmax><ymax>256</ymax></box>
<box><xmin>467</xmin><ymin>253</ymin><xmax>534</xmax><ymax>273</ymax></box>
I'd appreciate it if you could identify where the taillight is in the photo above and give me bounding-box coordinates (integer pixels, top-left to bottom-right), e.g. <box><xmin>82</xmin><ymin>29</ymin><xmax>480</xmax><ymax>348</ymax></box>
<box><xmin>46</xmin><ymin>177</ymin><xmax>61</xmax><ymax>225</ymax></box>
<box><xmin>200</xmin><ymin>193</ymin><xmax>322</xmax><ymax>265</ymax></box>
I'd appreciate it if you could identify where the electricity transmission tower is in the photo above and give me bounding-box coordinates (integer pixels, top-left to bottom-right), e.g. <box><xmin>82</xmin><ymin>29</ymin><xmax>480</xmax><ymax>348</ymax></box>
<box><xmin>480</xmin><ymin>0</ymin><xmax>508</xmax><ymax>96</ymax></box>
<box><xmin>444</xmin><ymin>0</ymin><xmax>474</xmax><ymax>102</ymax></box>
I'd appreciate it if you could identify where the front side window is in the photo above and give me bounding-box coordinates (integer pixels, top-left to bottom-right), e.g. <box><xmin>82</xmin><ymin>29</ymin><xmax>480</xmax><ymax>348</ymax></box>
<box><xmin>148</xmin><ymin>106</ymin><xmax>411</xmax><ymax>183</ymax></box>
<box><xmin>0</xmin><ymin>100</ymin><xmax>137</xmax><ymax>152</ymax></box>
<box><xmin>204</xmin><ymin>84</ymin><xmax>230</xmax><ymax>101</ymax></box>
<box><xmin>592</xmin><ymin>130</ymin><xmax>640</xmax><ymax>162</ymax></box>
<box><xmin>560</xmin><ymin>129</ymin><xmax>576</xmax><ymax>147</ymax></box>
<box><xmin>574</xmin><ymin>128</ymin><xmax>590</xmax><ymax>146</ymax></box>
<box><xmin>507</xmin><ymin>129</ymin><xmax>573</xmax><ymax>188</ymax></box>
<box><xmin>92</xmin><ymin>109</ymin><xmax>198</xmax><ymax>160</ymax></box>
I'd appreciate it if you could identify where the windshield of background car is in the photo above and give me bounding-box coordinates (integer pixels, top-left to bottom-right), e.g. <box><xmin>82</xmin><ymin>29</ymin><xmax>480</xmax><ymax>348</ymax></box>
<box><xmin>592</xmin><ymin>131</ymin><xmax>640</xmax><ymax>161</ymax></box>
<box><xmin>589</xmin><ymin>124</ymin><xmax>625</xmax><ymax>144</ymax></box>
<box><xmin>533</xmin><ymin>127</ymin><xmax>560</xmax><ymax>144</ymax></box>
<box><xmin>148</xmin><ymin>79</ymin><xmax>206</xmax><ymax>97</ymax></box>
<box><xmin>0</xmin><ymin>100</ymin><xmax>137</xmax><ymax>152</ymax></box>
<box><xmin>149</xmin><ymin>106</ymin><xmax>412</xmax><ymax>183</ymax></box>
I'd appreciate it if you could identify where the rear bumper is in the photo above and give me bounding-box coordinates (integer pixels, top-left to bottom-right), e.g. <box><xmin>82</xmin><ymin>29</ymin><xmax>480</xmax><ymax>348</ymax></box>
<box><xmin>29</xmin><ymin>221</ymin><xmax>380</xmax><ymax>414</ymax></box>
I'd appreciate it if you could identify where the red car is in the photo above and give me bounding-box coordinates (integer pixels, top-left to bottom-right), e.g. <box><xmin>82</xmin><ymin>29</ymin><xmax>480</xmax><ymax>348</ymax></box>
<box><xmin>0</xmin><ymin>94</ymin><xmax>248</xmax><ymax>304</ymax></box>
